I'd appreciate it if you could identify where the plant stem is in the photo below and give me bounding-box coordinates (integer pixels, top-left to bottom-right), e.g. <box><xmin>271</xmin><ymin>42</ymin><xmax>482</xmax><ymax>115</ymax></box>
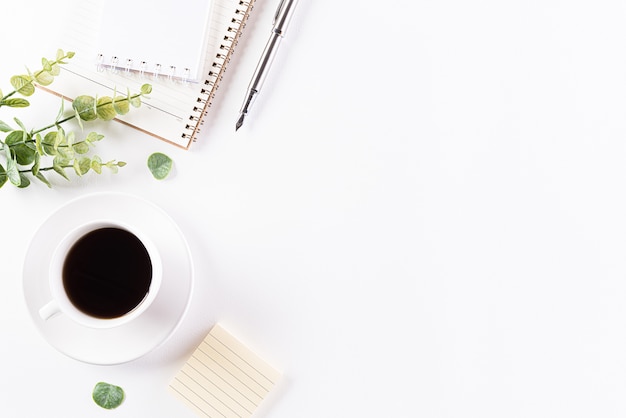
<box><xmin>31</xmin><ymin>93</ymin><xmax>144</xmax><ymax>135</ymax></box>
<box><xmin>19</xmin><ymin>166</ymin><xmax>68</xmax><ymax>173</ymax></box>
<box><xmin>33</xmin><ymin>114</ymin><xmax>77</xmax><ymax>135</ymax></box>
<box><xmin>1</xmin><ymin>54</ymin><xmax>72</xmax><ymax>104</ymax></box>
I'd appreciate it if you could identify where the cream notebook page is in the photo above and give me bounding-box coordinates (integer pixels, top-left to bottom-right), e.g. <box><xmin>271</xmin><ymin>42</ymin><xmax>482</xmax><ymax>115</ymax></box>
<box><xmin>169</xmin><ymin>324</ymin><xmax>281</xmax><ymax>418</ymax></box>
<box><xmin>45</xmin><ymin>0</ymin><xmax>245</xmax><ymax>148</ymax></box>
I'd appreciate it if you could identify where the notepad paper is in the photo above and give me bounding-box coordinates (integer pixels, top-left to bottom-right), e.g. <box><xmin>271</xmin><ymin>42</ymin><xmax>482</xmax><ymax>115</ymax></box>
<box><xmin>169</xmin><ymin>324</ymin><xmax>282</xmax><ymax>418</ymax></box>
<box><xmin>96</xmin><ymin>0</ymin><xmax>213</xmax><ymax>81</ymax></box>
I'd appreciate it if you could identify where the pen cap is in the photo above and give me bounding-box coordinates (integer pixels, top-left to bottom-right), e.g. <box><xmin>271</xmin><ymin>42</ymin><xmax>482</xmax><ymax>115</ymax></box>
<box><xmin>273</xmin><ymin>0</ymin><xmax>299</xmax><ymax>35</ymax></box>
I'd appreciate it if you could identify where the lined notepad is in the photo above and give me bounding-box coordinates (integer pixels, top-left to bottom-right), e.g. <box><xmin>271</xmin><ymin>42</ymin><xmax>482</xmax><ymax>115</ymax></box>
<box><xmin>169</xmin><ymin>324</ymin><xmax>282</xmax><ymax>418</ymax></box>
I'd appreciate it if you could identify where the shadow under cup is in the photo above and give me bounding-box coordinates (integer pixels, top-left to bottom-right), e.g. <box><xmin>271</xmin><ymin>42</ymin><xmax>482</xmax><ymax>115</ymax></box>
<box><xmin>41</xmin><ymin>222</ymin><xmax>162</xmax><ymax>328</ymax></box>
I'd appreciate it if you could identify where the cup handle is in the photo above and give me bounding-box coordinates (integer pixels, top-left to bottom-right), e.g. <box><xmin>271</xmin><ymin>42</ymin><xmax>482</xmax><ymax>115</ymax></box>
<box><xmin>39</xmin><ymin>300</ymin><xmax>61</xmax><ymax>321</ymax></box>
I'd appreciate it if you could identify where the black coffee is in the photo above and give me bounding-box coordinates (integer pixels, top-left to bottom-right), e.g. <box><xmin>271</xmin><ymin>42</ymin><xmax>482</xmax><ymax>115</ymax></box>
<box><xmin>62</xmin><ymin>227</ymin><xmax>152</xmax><ymax>319</ymax></box>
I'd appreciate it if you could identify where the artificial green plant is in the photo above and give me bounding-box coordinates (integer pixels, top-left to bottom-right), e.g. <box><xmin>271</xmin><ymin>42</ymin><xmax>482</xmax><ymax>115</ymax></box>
<box><xmin>0</xmin><ymin>49</ymin><xmax>151</xmax><ymax>189</ymax></box>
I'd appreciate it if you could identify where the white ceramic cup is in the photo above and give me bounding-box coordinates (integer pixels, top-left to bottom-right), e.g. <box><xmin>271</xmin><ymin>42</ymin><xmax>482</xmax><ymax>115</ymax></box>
<box><xmin>38</xmin><ymin>220</ymin><xmax>162</xmax><ymax>329</ymax></box>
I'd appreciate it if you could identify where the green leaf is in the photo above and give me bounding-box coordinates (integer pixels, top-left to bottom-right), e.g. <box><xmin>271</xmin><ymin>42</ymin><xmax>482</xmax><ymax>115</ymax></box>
<box><xmin>2</xmin><ymin>98</ymin><xmax>30</xmax><ymax>108</ymax></box>
<box><xmin>13</xmin><ymin>117</ymin><xmax>27</xmax><ymax>133</ymax></box>
<box><xmin>104</xmin><ymin>159</ymin><xmax>120</xmax><ymax>174</ymax></box>
<box><xmin>55</xmin><ymin>99</ymin><xmax>65</xmax><ymax>122</ymax></box>
<box><xmin>0</xmin><ymin>121</ymin><xmax>12</xmax><ymax>132</ymax></box>
<box><xmin>112</xmin><ymin>96</ymin><xmax>130</xmax><ymax>115</ymax></box>
<box><xmin>6</xmin><ymin>157</ymin><xmax>21</xmax><ymax>186</ymax></box>
<box><xmin>6</xmin><ymin>131</ymin><xmax>35</xmax><ymax>165</ymax></box>
<box><xmin>0</xmin><ymin>165</ymin><xmax>6</xmax><ymax>188</ymax></box>
<box><xmin>35</xmin><ymin>70</ymin><xmax>54</xmax><ymax>86</ymax></box>
<box><xmin>53</xmin><ymin>127</ymin><xmax>65</xmax><ymax>151</ymax></box>
<box><xmin>85</xmin><ymin>132</ymin><xmax>104</xmax><ymax>143</ymax></box>
<box><xmin>92</xmin><ymin>382</ymin><xmax>125</xmax><ymax>410</ymax></box>
<box><xmin>35</xmin><ymin>171</ymin><xmax>51</xmax><ymax>188</ymax></box>
<box><xmin>140</xmin><ymin>83</ymin><xmax>152</xmax><ymax>95</ymax></box>
<box><xmin>72</xmin><ymin>95</ymin><xmax>97</xmax><ymax>121</ymax></box>
<box><xmin>32</xmin><ymin>153</ymin><xmax>40</xmax><ymax>176</ymax></box>
<box><xmin>10</xmin><ymin>75</ymin><xmax>35</xmax><ymax>96</ymax></box>
<box><xmin>42</xmin><ymin>132</ymin><xmax>57</xmax><ymax>155</ymax></box>
<box><xmin>147</xmin><ymin>152</ymin><xmax>173</xmax><ymax>180</ymax></box>
<box><xmin>72</xmin><ymin>141</ymin><xmax>90</xmax><ymax>154</ymax></box>
<box><xmin>41</xmin><ymin>57</ymin><xmax>52</xmax><ymax>72</ymax></box>
<box><xmin>34</xmin><ymin>133</ymin><xmax>44</xmax><ymax>155</ymax></box>
<box><xmin>17</xmin><ymin>173</ymin><xmax>30</xmax><ymax>188</ymax></box>
<box><xmin>73</xmin><ymin>157</ymin><xmax>91</xmax><ymax>176</ymax></box>
<box><xmin>12</xmin><ymin>143</ymin><xmax>36</xmax><ymax>165</ymax></box>
<box><xmin>96</xmin><ymin>96</ymin><xmax>116</xmax><ymax>120</ymax></box>
<box><xmin>53</xmin><ymin>156</ymin><xmax>70</xmax><ymax>180</ymax></box>
<box><xmin>49</xmin><ymin>63</ymin><xmax>61</xmax><ymax>76</ymax></box>
<box><xmin>91</xmin><ymin>156</ymin><xmax>102</xmax><ymax>174</ymax></box>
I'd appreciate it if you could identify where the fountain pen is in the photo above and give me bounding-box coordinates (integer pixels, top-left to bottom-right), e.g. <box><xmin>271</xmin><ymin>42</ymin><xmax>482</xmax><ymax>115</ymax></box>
<box><xmin>235</xmin><ymin>0</ymin><xmax>299</xmax><ymax>131</ymax></box>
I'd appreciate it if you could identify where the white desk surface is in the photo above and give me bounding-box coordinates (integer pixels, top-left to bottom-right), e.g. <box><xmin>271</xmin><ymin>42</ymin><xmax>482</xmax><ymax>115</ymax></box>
<box><xmin>2</xmin><ymin>1</ymin><xmax>626</xmax><ymax>416</ymax></box>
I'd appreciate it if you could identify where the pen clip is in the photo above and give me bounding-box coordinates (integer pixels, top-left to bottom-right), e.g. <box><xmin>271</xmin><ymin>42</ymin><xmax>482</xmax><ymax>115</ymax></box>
<box><xmin>273</xmin><ymin>0</ymin><xmax>287</xmax><ymax>24</ymax></box>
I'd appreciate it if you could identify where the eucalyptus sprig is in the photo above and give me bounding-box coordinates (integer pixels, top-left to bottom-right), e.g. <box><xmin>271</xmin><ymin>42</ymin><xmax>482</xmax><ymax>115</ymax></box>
<box><xmin>0</xmin><ymin>49</ymin><xmax>152</xmax><ymax>189</ymax></box>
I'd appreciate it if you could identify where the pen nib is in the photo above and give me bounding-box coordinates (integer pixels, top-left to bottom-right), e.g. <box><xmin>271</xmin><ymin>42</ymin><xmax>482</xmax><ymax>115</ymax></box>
<box><xmin>235</xmin><ymin>114</ymin><xmax>245</xmax><ymax>131</ymax></box>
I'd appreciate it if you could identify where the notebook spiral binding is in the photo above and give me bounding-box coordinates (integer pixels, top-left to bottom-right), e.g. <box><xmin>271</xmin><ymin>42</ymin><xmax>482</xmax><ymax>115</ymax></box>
<box><xmin>184</xmin><ymin>0</ymin><xmax>257</xmax><ymax>142</ymax></box>
<box><xmin>96</xmin><ymin>54</ymin><xmax>192</xmax><ymax>81</ymax></box>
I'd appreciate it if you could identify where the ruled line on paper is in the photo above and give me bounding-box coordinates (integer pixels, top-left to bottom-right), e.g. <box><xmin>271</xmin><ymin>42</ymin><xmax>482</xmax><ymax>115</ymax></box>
<box><xmin>169</xmin><ymin>324</ymin><xmax>281</xmax><ymax>418</ymax></box>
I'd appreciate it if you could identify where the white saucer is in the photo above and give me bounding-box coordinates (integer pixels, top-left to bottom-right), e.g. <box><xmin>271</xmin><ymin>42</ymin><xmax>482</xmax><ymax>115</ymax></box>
<box><xmin>23</xmin><ymin>192</ymin><xmax>193</xmax><ymax>365</ymax></box>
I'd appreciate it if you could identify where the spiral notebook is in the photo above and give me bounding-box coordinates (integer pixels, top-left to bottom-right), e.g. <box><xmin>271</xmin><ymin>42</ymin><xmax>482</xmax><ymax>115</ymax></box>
<box><xmin>42</xmin><ymin>0</ymin><xmax>256</xmax><ymax>149</ymax></box>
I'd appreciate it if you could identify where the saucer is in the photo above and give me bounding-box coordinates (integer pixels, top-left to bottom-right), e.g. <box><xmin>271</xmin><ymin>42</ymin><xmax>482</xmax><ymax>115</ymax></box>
<box><xmin>22</xmin><ymin>192</ymin><xmax>193</xmax><ymax>365</ymax></box>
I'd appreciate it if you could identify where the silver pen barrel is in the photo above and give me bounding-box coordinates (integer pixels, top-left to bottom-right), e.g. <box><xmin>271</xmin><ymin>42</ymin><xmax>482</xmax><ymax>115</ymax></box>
<box><xmin>236</xmin><ymin>0</ymin><xmax>300</xmax><ymax>130</ymax></box>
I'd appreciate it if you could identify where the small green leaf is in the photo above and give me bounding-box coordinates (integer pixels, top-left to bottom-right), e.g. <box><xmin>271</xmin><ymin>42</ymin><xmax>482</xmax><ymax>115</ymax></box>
<box><xmin>140</xmin><ymin>83</ymin><xmax>152</xmax><ymax>95</ymax></box>
<box><xmin>0</xmin><ymin>165</ymin><xmax>7</xmax><ymax>188</ymax></box>
<box><xmin>6</xmin><ymin>131</ymin><xmax>35</xmax><ymax>165</ymax></box>
<box><xmin>32</xmin><ymin>153</ymin><xmax>40</xmax><ymax>176</ymax></box>
<box><xmin>72</xmin><ymin>95</ymin><xmax>97</xmax><ymax>121</ymax></box>
<box><xmin>35</xmin><ymin>171</ymin><xmax>51</xmax><ymax>188</ymax></box>
<box><xmin>41</xmin><ymin>57</ymin><xmax>52</xmax><ymax>72</ymax></box>
<box><xmin>36</xmin><ymin>71</ymin><xmax>54</xmax><ymax>86</ymax></box>
<box><xmin>129</xmin><ymin>93</ymin><xmax>142</xmax><ymax>108</ymax></box>
<box><xmin>147</xmin><ymin>152</ymin><xmax>173</xmax><ymax>180</ymax></box>
<box><xmin>91</xmin><ymin>156</ymin><xmax>102</xmax><ymax>174</ymax></box>
<box><xmin>10</xmin><ymin>75</ymin><xmax>35</xmax><ymax>96</ymax></box>
<box><xmin>0</xmin><ymin>120</ymin><xmax>12</xmax><ymax>132</ymax></box>
<box><xmin>73</xmin><ymin>157</ymin><xmax>91</xmax><ymax>176</ymax></box>
<box><xmin>85</xmin><ymin>132</ymin><xmax>104</xmax><ymax>143</ymax></box>
<box><xmin>2</xmin><ymin>98</ymin><xmax>30</xmax><ymax>108</ymax></box>
<box><xmin>6</xmin><ymin>157</ymin><xmax>21</xmax><ymax>186</ymax></box>
<box><xmin>42</xmin><ymin>132</ymin><xmax>58</xmax><ymax>155</ymax></box>
<box><xmin>34</xmin><ymin>134</ymin><xmax>44</xmax><ymax>155</ymax></box>
<box><xmin>92</xmin><ymin>382</ymin><xmax>125</xmax><ymax>410</ymax></box>
<box><xmin>72</xmin><ymin>141</ymin><xmax>90</xmax><ymax>154</ymax></box>
<box><xmin>17</xmin><ymin>173</ymin><xmax>30</xmax><ymax>188</ymax></box>
<box><xmin>53</xmin><ymin>127</ymin><xmax>65</xmax><ymax>151</ymax></box>
<box><xmin>49</xmin><ymin>63</ymin><xmax>61</xmax><ymax>76</ymax></box>
<box><xmin>96</xmin><ymin>96</ymin><xmax>116</xmax><ymax>120</ymax></box>
<box><xmin>53</xmin><ymin>156</ymin><xmax>70</xmax><ymax>180</ymax></box>
<box><xmin>112</xmin><ymin>96</ymin><xmax>130</xmax><ymax>115</ymax></box>
<box><xmin>13</xmin><ymin>117</ymin><xmax>27</xmax><ymax>133</ymax></box>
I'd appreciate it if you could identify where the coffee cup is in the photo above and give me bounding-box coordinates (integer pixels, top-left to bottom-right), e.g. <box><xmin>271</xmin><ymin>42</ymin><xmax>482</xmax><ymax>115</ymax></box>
<box><xmin>38</xmin><ymin>220</ymin><xmax>162</xmax><ymax>329</ymax></box>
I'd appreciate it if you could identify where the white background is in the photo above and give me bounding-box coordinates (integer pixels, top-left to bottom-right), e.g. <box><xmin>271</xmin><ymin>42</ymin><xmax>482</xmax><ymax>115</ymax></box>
<box><xmin>1</xmin><ymin>0</ymin><xmax>626</xmax><ymax>417</ymax></box>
